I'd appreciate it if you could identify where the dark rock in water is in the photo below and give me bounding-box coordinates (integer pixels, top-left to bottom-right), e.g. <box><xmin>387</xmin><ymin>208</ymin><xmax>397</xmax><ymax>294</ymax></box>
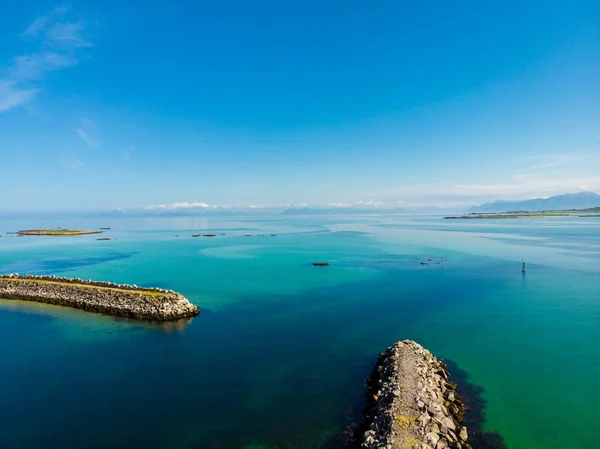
<box><xmin>192</xmin><ymin>234</ymin><xmax>201</xmax><ymax>237</ymax></box>
<box><xmin>271</xmin><ymin>234</ymin><xmax>277</xmax><ymax>236</ymax></box>
<box><xmin>96</xmin><ymin>238</ymin><xmax>111</xmax><ymax>241</ymax></box>
<box><xmin>99</xmin><ymin>227</ymin><xmax>111</xmax><ymax>230</ymax></box>
<box><xmin>420</xmin><ymin>262</ymin><xmax>428</xmax><ymax>265</ymax></box>
<box><xmin>312</xmin><ymin>262</ymin><xmax>330</xmax><ymax>267</ymax></box>
<box><xmin>202</xmin><ymin>234</ymin><xmax>217</xmax><ymax>237</ymax></box>
<box><xmin>244</xmin><ymin>234</ymin><xmax>252</xmax><ymax>237</ymax></box>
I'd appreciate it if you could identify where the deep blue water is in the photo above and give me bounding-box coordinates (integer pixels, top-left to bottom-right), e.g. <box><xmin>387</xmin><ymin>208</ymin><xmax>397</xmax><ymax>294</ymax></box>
<box><xmin>0</xmin><ymin>215</ymin><xmax>598</xmax><ymax>449</ymax></box>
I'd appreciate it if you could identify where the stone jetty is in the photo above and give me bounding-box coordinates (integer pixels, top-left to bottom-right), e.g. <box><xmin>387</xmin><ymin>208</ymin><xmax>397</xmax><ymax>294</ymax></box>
<box><xmin>359</xmin><ymin>340</ymin><xmax>471</xmax><ymax>449</ymax></box>
<box><xmin>0</xmin><ymin>274</ymin><xmax>199</xmax><ymax>321</ymax></box>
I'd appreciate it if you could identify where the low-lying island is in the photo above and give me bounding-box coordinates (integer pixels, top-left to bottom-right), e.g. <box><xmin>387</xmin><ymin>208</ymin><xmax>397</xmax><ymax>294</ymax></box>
<box><xmin>16</xmin><ymin>229</ymin><xmax>103</xmax><ymax>236</ymax></box>
<box><xmin>0</xmin><ymin>274</ymin><xmax>199</xmax><ymax>321</ymax></box>
<box><xmin>358</xmin><ymin>340</ymin><xmax>471</xmax><ymax>449</ymax></box>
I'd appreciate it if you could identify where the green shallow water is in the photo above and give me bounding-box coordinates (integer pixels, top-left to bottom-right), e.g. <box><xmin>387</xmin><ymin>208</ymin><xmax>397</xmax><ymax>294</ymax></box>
<box><xmin>0</xmin><ymin>215</ymin><xmax>598</xmax><ymax>449</ymax></box>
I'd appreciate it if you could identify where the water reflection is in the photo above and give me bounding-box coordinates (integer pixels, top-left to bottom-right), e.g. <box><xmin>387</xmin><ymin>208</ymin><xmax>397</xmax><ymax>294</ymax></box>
<box><xmin>0</xmin><ymin>298</ymin><xmax>195</xmax><ymax>332</ymax></box>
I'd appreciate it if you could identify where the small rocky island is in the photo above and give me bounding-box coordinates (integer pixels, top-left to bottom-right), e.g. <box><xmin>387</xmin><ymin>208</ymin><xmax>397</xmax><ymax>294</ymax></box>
<box><xmin>0</xmin><ymin>274</ymin><xmax>199</xmax><ymax>321</ymax></box>
<box><xmin>358</xmin><ymin>340</ymin><xmax>471</xmax><ymax>449</ymax></box>
<box><xmin>17</xmin><ymin>229</ymin><xmax>103</xmax><ymax>236</ymax></box>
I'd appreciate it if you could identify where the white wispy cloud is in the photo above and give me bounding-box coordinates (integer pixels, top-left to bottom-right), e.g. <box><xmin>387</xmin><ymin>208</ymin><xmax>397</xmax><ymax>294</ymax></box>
<box><xmin>324</xmin><ymin>200</ymin><xmax>389</xmax><ymax>208</ymax></box>
<box><xmin>285</xmin><ymin>202</ymin><xmax>309</xmax><ymax>208</ymax></box>
<box><xmin>22</xmin><ymin>16</ymin><xmax>50</xmax><ymax>37</ymax></box>
<box><xmin>0</xmin><ymin>81</ymin><xmax>39</xmax><ymax>112</ymax></box>
<box><xmin>377</xmin><ymin>175</ymin><xmax>600</xmax><ymax>208</ymax></box>
<box><xmin>374</xmin><ymin>152</ymin><xmax>600</xmax><ymax>208</ymax></box>
<box><xmin>75</xmin><ymin>119</ymin><xmax>100</xmax><ymax>148</ymax></box>
<box><xmin>355</xmin><ymin>200</ymin><xmax>387</xmax><ymax>207</ymax></box>
<box><xmin>10</xmin><ymin>52</ymin><xmax>77</xmax><ymax>80</ymax></box>
<box><xmin>45</xmin><ymin>22</ymin><xmax>90</xmax><ymax>49</ymax></box>
<box><xmin>0</xmin><ymin>5</ymin><xmax>91</xmax><ymax>113</ymax></box>
<box><xmin>515</xmin><ymin>155</ymin><xmax>581</xmax><ymax>173</ymax></box>
<box><xmin>144</xmin><ymin>202</ymin><xmax>213</xmax><ymax>210</ymax></box>
<box><xmin>60</xmin><ymin>154</ymin><xmax>87</xmax><ymax>169</ymax></box>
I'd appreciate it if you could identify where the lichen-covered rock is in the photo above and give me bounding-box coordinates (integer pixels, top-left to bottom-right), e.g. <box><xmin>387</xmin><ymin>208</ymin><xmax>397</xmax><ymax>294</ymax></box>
<box><xmin>358</xmin><ymin>340</ymin><xmax>471</xmax><ymax>449</ymax></box>
<box><xmin>0</xmin><ymin>274</ymin><xmax>199</xmax><ymax>321</ymax></box>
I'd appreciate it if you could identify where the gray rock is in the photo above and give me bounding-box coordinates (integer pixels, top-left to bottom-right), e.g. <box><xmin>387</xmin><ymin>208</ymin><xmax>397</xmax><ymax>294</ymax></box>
<box><xmin>427</xmin><ymin>432</ymin><xmax>440</xmax><ymax>445</ymax></box>
<box><xmin>441</xmin><ymin>417</ymin><xmax>456</xmax><ymax>431</ymax></box>
<box><xmin>436</xmin><ymin>437</ymin><xmax>449</xmax><ymax>449</ymax></box>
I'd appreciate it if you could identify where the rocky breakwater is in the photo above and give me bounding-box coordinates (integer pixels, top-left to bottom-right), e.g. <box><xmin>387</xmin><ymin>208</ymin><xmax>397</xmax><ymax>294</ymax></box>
<box><xmin>359</xmin><ymin>340</ymin><xmax>471</xmax><ymax>449</ymax></box>
<box><xmin>0</xmin><ymin>274</ymin><xmax>199</xmax><ymax>321</ymax></box>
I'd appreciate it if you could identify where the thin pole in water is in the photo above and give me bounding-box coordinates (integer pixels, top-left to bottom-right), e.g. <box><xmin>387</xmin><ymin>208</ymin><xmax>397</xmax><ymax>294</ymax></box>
<box><xmin>522</xmin><ymin>259</ymin><xmax>526</xmax><ymax>273</ymax></box>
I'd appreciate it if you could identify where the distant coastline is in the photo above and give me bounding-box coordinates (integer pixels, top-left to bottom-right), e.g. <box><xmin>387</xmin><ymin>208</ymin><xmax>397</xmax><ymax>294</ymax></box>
<box><xmin>444</xmin><ymin>213</ymin><xmax>568</xmax><ymax>219</ymax></box>
<box><xmin>444</xmin><ymin>208</ymin><xmax>600</xmax><ymax>219</ymax></box>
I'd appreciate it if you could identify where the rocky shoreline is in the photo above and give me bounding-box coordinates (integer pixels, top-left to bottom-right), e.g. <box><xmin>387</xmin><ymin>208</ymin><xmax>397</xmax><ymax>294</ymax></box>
<box><xmin>0</xmin><ymin>274</ymin><xmax>199</xmax><ymax>321</ymax></box>
<box><xmin>358</xmin><ymin>340</ymin><xmax>471</xmax><ymax>449</ymax></box>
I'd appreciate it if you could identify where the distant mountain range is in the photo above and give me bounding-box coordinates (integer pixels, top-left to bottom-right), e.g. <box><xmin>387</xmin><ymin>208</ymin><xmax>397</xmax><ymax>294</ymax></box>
<box><xmin>469</xmin><ymin>191</ymin><xmax>600</xmax><ymax>212</ymax></box>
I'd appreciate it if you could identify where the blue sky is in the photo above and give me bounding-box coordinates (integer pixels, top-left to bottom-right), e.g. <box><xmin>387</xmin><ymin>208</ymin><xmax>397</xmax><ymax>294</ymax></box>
<box><xmin>1</xmin><ymin>1</ymin><xmax>599</xmax><ymax>212</ymax></box>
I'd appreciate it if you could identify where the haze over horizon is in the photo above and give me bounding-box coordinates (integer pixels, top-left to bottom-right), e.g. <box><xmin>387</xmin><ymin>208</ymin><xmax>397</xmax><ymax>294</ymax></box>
<box><xmin>2</xmin><ymin>1</ymin><xmax>599</xmax><ymax>212</ymax></box>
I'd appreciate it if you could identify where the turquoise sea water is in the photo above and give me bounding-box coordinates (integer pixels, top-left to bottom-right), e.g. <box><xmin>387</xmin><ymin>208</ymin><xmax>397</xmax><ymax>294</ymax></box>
<box><xmin>0</xmin><ymin>215</ymin><xmax>598</xmax><ymax>449</ymax></box>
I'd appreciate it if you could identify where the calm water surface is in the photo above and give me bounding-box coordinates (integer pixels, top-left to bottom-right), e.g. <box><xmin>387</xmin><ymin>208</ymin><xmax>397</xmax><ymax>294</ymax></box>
<box><xmin>0</xmin><ymin>215</ymin><xmax>598</xmax><ymax>449</ymax></box>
